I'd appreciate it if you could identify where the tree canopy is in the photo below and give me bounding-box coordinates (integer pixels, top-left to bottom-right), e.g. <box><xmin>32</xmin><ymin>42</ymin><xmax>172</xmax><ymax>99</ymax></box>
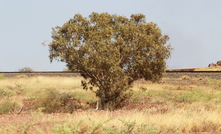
<box><xmin>49</xmin><ymin>12</ymin><xmax>172</xmax><ymax>110</ymax></box>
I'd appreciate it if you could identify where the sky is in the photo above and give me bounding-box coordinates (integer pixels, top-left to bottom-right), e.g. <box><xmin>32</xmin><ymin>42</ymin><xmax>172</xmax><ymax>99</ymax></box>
<box><xmin>0</xmin><ymin>0</ymin><xmax>221</xmax><ymax>71</ymax></box>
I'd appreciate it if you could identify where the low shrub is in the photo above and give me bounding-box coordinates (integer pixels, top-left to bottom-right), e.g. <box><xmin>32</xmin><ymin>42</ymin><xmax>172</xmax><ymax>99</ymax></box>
<box><xmin>31</xmin><ymin>89</ymin><xmax>83</xmax><ymax>113</ymax></box>
<box><xmin>0</xmin><ymin>100</ymin><xmax>22</xmax><ymax>114</ymax></box>
<box><xmin>0</xmin><ymin>88</ymin><xmax>21</xmax><ymax>114</ymax></box>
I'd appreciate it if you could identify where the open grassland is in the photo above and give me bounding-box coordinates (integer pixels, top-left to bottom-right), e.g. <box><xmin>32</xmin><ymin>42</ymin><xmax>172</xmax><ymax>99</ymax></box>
<box><xmin>0</xmin><ymin>75</ymin><xmax>221</xmax><ymax>133</ymax></box>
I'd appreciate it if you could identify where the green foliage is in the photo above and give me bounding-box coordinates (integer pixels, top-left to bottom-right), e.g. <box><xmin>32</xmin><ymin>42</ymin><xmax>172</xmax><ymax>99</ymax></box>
<box><xmin>31</xmin><ymin>89</ymin><xmax>81</xmax><ymax>113</ymax></box>
<box><xmin>120</xmin><ymin>120</ymin><xmax>136</xmax><ymax>134</ymax></box>
<box><xmin>52</xmin><ymin>118</ymin><xmax>160</xmax><ymax>134</ymax></box>
<box><xmin>0</xmin><ymin>89</ymin><xmax>21</xmax><ymax>114</ymax></box>
<box><xmin>88</xmin><ymin>118</ymin><xmax>112</xmax><ymax>134</ymax></box>
<box><xmin>52</xmin><ymin>123</ymin><xmax>81</xmax><ymax>134</ymax></box>
<box><xmin>0</xmin><ymin>100</ymin><xmax>21</xmax><ymax>114</ymax></box>
<box><xmin>52</xmin><ymin>118</ymin><xmax>111</xmax><ymax>134</ymax></box>
<box><xmin>119</xmin><ymin>120</ymin><xmax>160</xmax><ymax>134</ymax></box>
<box><xmin>102</xmin><ymin>126</ymin><xmax>119</xmax><ymax>134</ymax></box>
<box><xmin>18</xmin><ymin>67</ymin><xmax>34</xmax><ymax>72</ymax></box>
<box><xmin>49</xmin><ymin>12</ymin><xmax>172</xmax><ymax>110</ymax></box>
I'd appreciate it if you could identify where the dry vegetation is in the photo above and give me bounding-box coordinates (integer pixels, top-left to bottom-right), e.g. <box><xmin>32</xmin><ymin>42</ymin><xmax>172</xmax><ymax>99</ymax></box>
<box><xmin>194</xmin><ymin>67</ymin><xmax>221</xmax><ymax>71</ymax></box>
<box><xmin>0</xmin><ymin>75</ymin><xmax>221</xmax><ymax>133</ymax></box>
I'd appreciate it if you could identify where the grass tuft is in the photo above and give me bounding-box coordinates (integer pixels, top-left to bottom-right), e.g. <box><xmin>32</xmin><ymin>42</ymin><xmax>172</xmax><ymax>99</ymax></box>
<box><xmin>31</xmin><ymin>88</ymin><xmax>83</xmax><ymax>113</ymax></box>
<box><xmin>0</xmin><ymin>74</ymin><xmax>4</xmax><ymax>79</ymax></box>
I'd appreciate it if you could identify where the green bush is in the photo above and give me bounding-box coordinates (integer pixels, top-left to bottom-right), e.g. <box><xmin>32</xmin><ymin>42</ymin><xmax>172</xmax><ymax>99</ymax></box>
<box><xmin>0</xmin><ymin>100</ymin><xmax>21</xmax><ymax>114</ymax></box>
<box><xmin>0</xmin><ymin>89</ymin><xmax>22</xmax><ymax>114</ymax></box>
<box><xmin>31</xmin><ymin>89</ymin><xmax>82</xmax><ymax>113</ymax></box>
<box><xmin>52</xmin><ymin>123</ymin><xmax>80</xmax><ymax>134</ymax></box>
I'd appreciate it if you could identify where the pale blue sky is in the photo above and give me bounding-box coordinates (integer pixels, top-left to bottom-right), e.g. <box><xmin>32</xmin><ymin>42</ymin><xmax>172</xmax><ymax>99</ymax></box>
<box><xmin>0</xmin><ymin>0</ymin><xmax>221</xmax><ymax>71</ymax></box>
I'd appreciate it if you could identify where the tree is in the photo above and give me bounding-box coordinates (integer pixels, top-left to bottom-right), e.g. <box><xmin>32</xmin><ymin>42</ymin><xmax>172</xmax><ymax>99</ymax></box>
<box><xmin>18</xmin><ymin>67</ymin><xmax>34</xmax><ymax>72</ymax></box>
<box><xmin>49</xmin><ymin>12</ymin><xmax>172</xmax><ymax>110</ymax></box>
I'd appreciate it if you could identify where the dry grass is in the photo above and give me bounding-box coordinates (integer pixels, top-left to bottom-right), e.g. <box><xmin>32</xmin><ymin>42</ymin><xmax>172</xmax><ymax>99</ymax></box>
<box><xmin>0</xmin><ymin>76</ymin><xmax>83</xmax><ymax>90</ymax></box>
<box><xmin>194</xmin><ymin>67</ymin><xmax>221</xmax><ymax>71</ymax></box>
<box><xmin>0</xmin><ymin>76</ymin><xmax>221</xmax><ymax>133</ymax></box>
<box><xmin>1</xmin><ymin>107</ymin><xmax>221</xmax><ymax>133</ymax></box>
<box><xmin>0</xmin><ymin>76</ymin><xmax>89</xmax><ymax>98</ymax></box>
